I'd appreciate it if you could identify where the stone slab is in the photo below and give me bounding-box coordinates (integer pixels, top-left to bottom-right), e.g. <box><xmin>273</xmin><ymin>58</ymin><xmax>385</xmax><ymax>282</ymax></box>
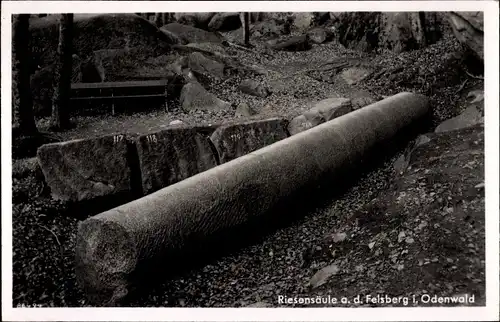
<box><xmin>37</xmin><ymin>134</ymin><xmax>131</xmax><ymax>202</ymax></box>
<box><xmin>435</xmin><ymin>106</ymin><xmax>483</xmax><ymax>133</ymax></box>
<box><xmin>135</xmin><ymin>126</ymin><xmax>219</xmax><ymax>195</ymax></box>
<box><xmin>210</xmin><ymin>118</ymin><xmax>288</xmax><ymax>163</ymax></box>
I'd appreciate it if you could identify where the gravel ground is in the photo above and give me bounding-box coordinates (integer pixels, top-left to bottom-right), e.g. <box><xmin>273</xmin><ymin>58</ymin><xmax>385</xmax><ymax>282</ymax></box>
<box><xmin>12</xmin><ymin>23</ymin><xmax>484</xmax><ymax>307</ymax></box>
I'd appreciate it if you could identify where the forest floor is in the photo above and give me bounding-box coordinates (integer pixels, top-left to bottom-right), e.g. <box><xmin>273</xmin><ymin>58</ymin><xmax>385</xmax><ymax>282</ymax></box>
<box><xmin>11</xmin><ymin>21</ymin><xmax>485</xmax><ymax>307</ymax></box>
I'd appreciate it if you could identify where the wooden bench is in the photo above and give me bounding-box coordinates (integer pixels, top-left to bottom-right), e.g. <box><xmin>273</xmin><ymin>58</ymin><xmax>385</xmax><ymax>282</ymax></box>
<box><xmin>71</xmin><ymin>80</ymin><xmax>169</xmax><ymax>115</ymax></box>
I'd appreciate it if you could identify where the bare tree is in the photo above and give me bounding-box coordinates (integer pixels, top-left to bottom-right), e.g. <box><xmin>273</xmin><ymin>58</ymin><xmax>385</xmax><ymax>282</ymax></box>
<box><xmin>50</xmin><ymin>14</ymin><xmax>73</xmax><ymax>131</ymax></box>
<box><xmin>242</xmin><ymin>12</ymin><xmax>250</xmax><ymax>46</ymax></box>
<box><xmin>154</xmin><ymin>12</ymin><xmax>163</xmax><ymax>27</ymax></box>
<box><xmin>12</xmin><ymin>14</ymin><xmax>38</xmax><ymax>136</ymax></box>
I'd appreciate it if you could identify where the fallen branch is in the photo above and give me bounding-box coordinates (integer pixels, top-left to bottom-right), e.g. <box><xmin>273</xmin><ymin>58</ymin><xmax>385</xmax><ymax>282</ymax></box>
<box><xmin>37</xmin><ymin>224</ymin><xmax>61</xmax><ymax>246</ymax></box>
<box><xmin>455</xmin><ymin>79</ymin><xmax>468</xmax><ymax>94</ymax></box>
<box><xmin>465</xmin><ymin>69</ymin><xmax>484</xmax><ymax>80</ymax></box>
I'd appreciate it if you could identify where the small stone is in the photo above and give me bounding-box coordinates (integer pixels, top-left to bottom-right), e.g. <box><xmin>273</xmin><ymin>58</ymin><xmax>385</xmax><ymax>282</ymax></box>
<box><xmin>169</xmin><ymin>120</ymin><xmax>184</xmax><ymax>126</ymax></box>
<box><xmin>332</xmin><ymin>232</ymin><xmax>347</xmax><ymax>243</ymax></box>
<box><xmin>309</xmin><ymin>263</ymin><xmax>340</xmax><ymax>288</ymax></box>
<box><xmin>239</xmin><ymin>79</ymin><xmax>270</xmax><ymax>98</ymax></box>
<box><xmin>235</xmin><ymin>102</ymin><xmax>257</xmax><ymax>117</ymax></box>
<box><xmin>398</xmin><ymin>231</ymin><xmax>406</xmax><ymax>243</ymax></box>
<box><xmin>405</xmin><ymin>237</ymin><xmax>415</xmax><ymax>244</ymax></box>
<box><xmin>368</xmin><ymin>241</ymin><xmax>376</xmax><ymax>250</ymax></box>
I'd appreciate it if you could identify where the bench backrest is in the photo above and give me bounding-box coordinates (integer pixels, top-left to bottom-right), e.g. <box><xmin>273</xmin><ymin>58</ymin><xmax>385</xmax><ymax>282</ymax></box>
<box><xmin>71</xmin><ymin>80</ymin><xmax>169</xmax><ymax>90</ymax></box>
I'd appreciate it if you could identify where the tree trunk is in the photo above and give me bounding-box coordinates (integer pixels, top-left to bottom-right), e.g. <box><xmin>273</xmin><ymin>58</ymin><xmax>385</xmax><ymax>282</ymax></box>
<box><xmin>242</xmin><ymin>12</ymin><xmax>250</xmax><ymax>46</ymax></box>
<box><xmin>12</xmin><ymin>14</ymin><xmax>38</xmax><ymax>136</ymax></box>
<box><xmin>154</xmin><ymin>12</ymin><xmax>163</xmax><ymax>27</ymax></box>
<box><xmin>50</xmin><ymin>14</ymin><xmax>73</xmax><ymax>131</ymax></box>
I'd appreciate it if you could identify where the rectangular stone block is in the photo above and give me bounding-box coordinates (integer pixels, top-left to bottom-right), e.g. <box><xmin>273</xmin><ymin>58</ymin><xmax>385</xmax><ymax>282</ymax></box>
<box><xmin>210</xmin><ymin>118</ymin><xmax>289</xmax><ymax>163</ymax></box>
<box><xmin>37</xmin><ymin>134</ymin><xmax>132</xmax><ymax>202</ymax></box>
<box><xmin>136</xmin><ymin>126</ymin><xmax>219</xmax><ymax>195</ymax></box>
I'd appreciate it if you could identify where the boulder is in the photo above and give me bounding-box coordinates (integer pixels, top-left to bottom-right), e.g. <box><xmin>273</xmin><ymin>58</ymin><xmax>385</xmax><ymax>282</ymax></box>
<box><xmin>36</xmin><ymin>134</ymin><xmax>132</xmax><ymax>202</ymax></box>
<box><xmin>238</xmin><ymin>79</ymin><xmax>270</xmax><ymax>98</ymax></box>
<box><xmin>341</xmin><ymin>67</ymin><xmax>373</xmax><ymax>85</ymax></box>
<box><xmin>30</xmin><ymin>14</ymin><xmax>172</xmax><ymax>68</ymax></box>
<box><xmin>269</xmin><ymin>35</ymin><xmax>311</xmax><ymax>52</ymax></box>
<box><xmin>351</xmin><ymin>95</ymin><xmax>377</xmax><ymax>110</ymax></box>
<box><xmin>210</xmin><ymin>118</ymin><xmax>288</xmax><ymax>163</ymax></box>
<box><xmin>208</xmin><ymin>12</ymin><xmax>242</xmax><ymax>31</ymax></box>
<box><xmin>447</xmin><ymin>12</ymin><xmax>484</xmax><ymax>60</ymax></box>
<box><xmin>435</xmin><ymin>106</ymin><xmax>483</xmax><ymax>133</ymax></box>
<box><xmin>309</xmin><ymin>98</ymin><xmax>353</xmax><ymax>121</ymax></box>
<box><xmin>235</xmin><ymin>102</ymin><xmax>258</xmax><ymax>117</ymax></box>
<box><xmin>307</xmin><ymin>27</ymin><xmax>334</xmax><ymax>44</ymax></box>
<box><xmin>330</xmin><ymin>12</ymin><xmax>442</xmax><ymax>53</ymax></box>
<box><xmin>161</xmin><ymin>23</ymin><xmax>222</xmax><ymax>44</ymax></box>
<box><xmin>180</xmin><ymin>82</ymin><xmax>232</xmax><ymax>112</ymax></box>
<box><xmin>292</xmin><ymin>12</ymin><xmax>315</xmax><ymax>32</ymax></box>
<box><xmin>187</xmin><ymin>52</ymin><xmax>225</xmax><ymax>80</ymax></box>
<box><xmin>174</xmin><ymin>12</ymin><xmax>216</xmax><ymax>29</ymax></box>
<box><xmin>302</xmin><ymin>110</ymin><xmax>326</xmax><ymax>127</ymax></box>
<box><xmin>159</xmin><ymin>28</ymin><xmax>182</xmax><ymax>44</ymax></box>
<box><xmin>135</xmin><ymin>127</ymin><xmax>218</xmax><ymax>195</ymax></box>
<box><xmin>252</xmin><ymin>20</ymin><xmax>284</xmax><ymax>38</ymax></box>
<box><xmin>287</xmin><ymin>114</ymin><xmax>315</xmax><ymax>135</ymax></box>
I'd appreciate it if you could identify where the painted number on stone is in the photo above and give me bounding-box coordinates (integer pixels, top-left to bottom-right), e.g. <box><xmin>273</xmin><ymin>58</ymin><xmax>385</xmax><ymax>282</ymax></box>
<box><xmin>230</xmin><ymin>133</ymin><xmax>243</xmax><ymax>141</ymax></box>
<box><xmin>146</xmin><ymin>134</ymin><xmax>158</xmax><ymax>144</ymax></box>
<box><xmin>113</xmin><ymin>135</ymin><xmax>124</xmax><ymax>144</ymax></box>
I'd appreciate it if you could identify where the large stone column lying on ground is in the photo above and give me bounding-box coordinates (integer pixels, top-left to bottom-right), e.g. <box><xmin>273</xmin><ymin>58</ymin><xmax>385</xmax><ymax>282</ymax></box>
<box><xmin>76</xmin><ymin>92</ymin><xmax>430</xmax><ymax>305</ymax></box>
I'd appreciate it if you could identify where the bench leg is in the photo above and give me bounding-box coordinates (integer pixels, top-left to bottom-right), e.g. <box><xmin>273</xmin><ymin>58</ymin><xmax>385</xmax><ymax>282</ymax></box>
<box><xmin>164</xmin><ymin>86</ymin><xmax>168</xmax><ymax>113</ymax></box>
<box><xmin>111</xmin><ymin>91</ymin><xmax>115</xmax><ymax>116</ymax></box>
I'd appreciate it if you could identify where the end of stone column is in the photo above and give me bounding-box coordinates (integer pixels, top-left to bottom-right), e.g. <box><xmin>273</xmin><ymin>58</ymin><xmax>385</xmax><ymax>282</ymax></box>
<box><xmin>75</xmin><ymin>217</ymin><xmax>138</xmax><ymax>306</ymax></box>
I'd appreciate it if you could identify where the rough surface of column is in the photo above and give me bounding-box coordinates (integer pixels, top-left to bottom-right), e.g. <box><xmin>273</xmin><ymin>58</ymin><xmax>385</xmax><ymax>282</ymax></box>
<box><xmin>76</xmin><ymin>92</ymin><xmax>429</xmax><ymax>305</ymax></box>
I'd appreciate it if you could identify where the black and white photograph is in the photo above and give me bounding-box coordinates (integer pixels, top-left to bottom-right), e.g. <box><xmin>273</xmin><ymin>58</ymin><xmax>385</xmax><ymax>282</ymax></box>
<box><xmin>2</xmin><ymin>1</ymin><xmax>499</xmax><ymax>321</ymax></box>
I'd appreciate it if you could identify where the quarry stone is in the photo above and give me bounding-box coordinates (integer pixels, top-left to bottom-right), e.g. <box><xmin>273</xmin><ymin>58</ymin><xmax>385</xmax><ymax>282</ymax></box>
<box><xmin>135</xmin><ymin>127</ymin><xmax>218</xmax><ymax>195</ymax></box>
<box><xmin>210</xmin><ymin>117</ymin><xmax>288</xmax><ymax>163</ymax></box>
<box><xmin>238</xmin><ymin>79</ymin><xmax>270</xmax><ymax>98</ymax></box>
<box><xmin>287</xmin><ymin>114</ymin><xmax>315</xmax><ymax>135</ymax></box>
<box><xmin>310</xmin><ymin>97</ymin><xmax>353</xmax><ymax>121</ymax></box>
<box><xmin>188</xmin><ymin>52</ymin><xmax>225</xmax><ymax>80</ymax></box>
<box><xmin>307</xmin><ymin>28</ymin><xmax>333</xmax><ymax>44</ymax></box>
<box><xmin>180</xmin><ymin>82</ymin><xmax>231</xmax><ymax>112</ymax></box>
<box><xmin>435</xmin><ymin>106</ymin><xmax>483</xmax><ymax>133</ymax></box>
<box><xmin>235</xmin><ymin>102</ymin><xmax>258</xmax><ymax>117</ymax></box>
<box><xmin>270</xmin><ymin>35</ymin><xmax>311</xmax><ymax>52</ymax></box>
<box><xmin>37</xmin><ymin>134</ymin><xmax>131</xmax><ymax>202</ymax></box>
<box><xmin>341</xmin><ymin>67</ymin><xmax>372</xmax><ymax>85</ymax></box>
<box><xmin>351</xmin><ymin>96</ymin><xmax>377</xmax><ymax>110</ymax></box>
<box><xmin>302</xmin><ymin>110</ymin><xmax>326</xmax><ymax>127</ymax></box>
